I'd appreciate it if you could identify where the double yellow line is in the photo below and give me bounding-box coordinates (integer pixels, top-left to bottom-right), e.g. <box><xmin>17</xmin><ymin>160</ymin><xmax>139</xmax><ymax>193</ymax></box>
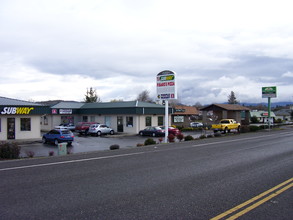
<box><xmin>211</xmin><ymin>178</ymin><xmax>293</xmax><ymax>220</ymax></box>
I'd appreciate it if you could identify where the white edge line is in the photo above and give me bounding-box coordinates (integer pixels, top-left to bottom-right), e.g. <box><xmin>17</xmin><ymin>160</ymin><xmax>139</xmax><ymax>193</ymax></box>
<box><xmin>0</xmin><ymin>152</ymin><xmax>145</xmax><ymax>172</ymax></box>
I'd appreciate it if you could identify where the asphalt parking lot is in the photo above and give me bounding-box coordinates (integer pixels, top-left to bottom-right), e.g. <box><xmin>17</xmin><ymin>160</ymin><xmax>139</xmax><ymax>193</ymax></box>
<box><xmin>19</xmin><ymin>131</ymin><xmax>206</xmax><ymax>158</ymax></box>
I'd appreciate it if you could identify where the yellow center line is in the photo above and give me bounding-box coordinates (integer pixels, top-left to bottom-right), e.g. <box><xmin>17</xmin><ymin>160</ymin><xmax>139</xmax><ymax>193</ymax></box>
<box><xmin>210</xmin><ymin>178</ymin><xmax>293</xmax><ymax>220</ymax></box>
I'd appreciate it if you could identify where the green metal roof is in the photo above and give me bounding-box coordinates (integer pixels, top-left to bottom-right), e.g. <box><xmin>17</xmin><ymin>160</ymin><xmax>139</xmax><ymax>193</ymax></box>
<box><xmin>0</xmin><ymin>96</ymin><xmax>42</xmax><ymax>106</ymax></box>
<box><xmin>81</xmin><ymin>101</ymin><xmax>165</xmax><ymax>109</ymax></box>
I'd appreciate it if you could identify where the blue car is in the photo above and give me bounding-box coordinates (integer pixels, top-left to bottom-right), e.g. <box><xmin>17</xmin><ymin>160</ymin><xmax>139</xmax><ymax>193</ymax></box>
<box><xmin>42</xmin><ymin>129</ymin><xmax>74</xmax><ymax>146</ymax></box>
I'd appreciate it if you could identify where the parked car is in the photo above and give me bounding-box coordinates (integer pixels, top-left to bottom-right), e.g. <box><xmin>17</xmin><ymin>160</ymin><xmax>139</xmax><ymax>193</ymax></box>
<box><xmin>55</xmin><ymin>123</ymin><xmax>75</xmax><ymax>131</ymax></box>
<box><xmin>75</xmin><ymin>122</ymin><xmax>97</xmax><ymax>135</ymax></box>
<box><xmin>160</xmin><ymin>126</ymin><xmax>181</xmax><ymax>136</ymax></box>
<box><xmin>139</xmin><ymin>126</ymin><xmax>165</xmax><ymax>137</ymax></box>
<box><xmin>190</xmin><ymin>122</ymin><xmax>203</xmax><ymax>128</ymax></box>
<box><xmin>42</xmin><ymin>129</ymin><xmax>74</xmax><ymax>146</ymax></box>
<box><xmin>88</xmin><ymin>124</ymin><xmax>115</xmax><ymax>136</ymax></box>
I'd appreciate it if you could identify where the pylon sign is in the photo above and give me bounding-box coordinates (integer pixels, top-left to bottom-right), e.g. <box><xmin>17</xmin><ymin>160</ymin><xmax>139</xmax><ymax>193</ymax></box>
<box><xmin>156</xmin><ymin>70</ymin><xmax>177</xmax><ymax>100</ymax></box>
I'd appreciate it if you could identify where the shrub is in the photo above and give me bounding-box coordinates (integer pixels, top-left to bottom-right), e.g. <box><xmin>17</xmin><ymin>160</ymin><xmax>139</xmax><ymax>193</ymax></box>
<box><xmin>136</xmin><ymin>143</ymin><xmax>144</xmax><ymax>147</ymax></box>
<box><xmin>176</xmin><ymin>133</ymin><xmax>184</xmax><ymax>142</ymax></box>
<box><xmin>168</xmin><ymin>134</ymin><xmax>175</xmax><ymax>143</ymax></box>
<box><xmin>240</xmin><ymin>125</ymin><xmax>250</xmax><ymax>133</ymax></box>
<box><xmin>207</xmin><ymin>134</ymin><xmax>213</xmax><ymax>138</ymax></box>
<box><xmin>144</xmin><ymin>138</ymin><xmax>156</xmax><ymax>146</ymax></box>
<box><xmin>249</xmin><ymin>125</ymin><xmax>260</xmax><ymax>132</ymax></box>
<box><xmin>184</xmin><ymin>135</ymin><xmax>194</xmax><ymax>141</ymax></box>
<box><xmin>259</xmin><ymin>125</ymin><xmax>268</xmax><ymax>130</ymax></box>
<box><xmin>250</xmin><ymin>116</ymin><xmax>259</xmax><ymax>123</ymax></box>
<box><xmin>49</xmin><ymin>151</ymin><xmax>54</xmax><ymax>156</ymax></box>
<box><xmin>0</xmin><ymin>142</ymin><xmax>21</xmax><ymax>159</ymax></box>
<box><xmin>181</xmin><ymin>127</ymin><xmax>194</xmax><ymax>132</ymax></box>
<box><xmin>26</xmin><ymin>151</ymin><xmax>35</xmax><ymax>158</ymax></box>
<box><xmin>199</xmin><ymin>134</ymin><xmax>206</xmax><ymax>139</ymax></box>
<box><xmin>214</xmin><ymin>133</ymin><xmax>222</xmax><ymax>137</ymax></box>
<box><xmin>158</xmin><ymin>137</ymin><xmax>163</xmax><ymax>143</ymax></box>
<box><xmin>109</xmin><ymin>144</ymin><xmax>120</xmax><ymax>150</ymax></box>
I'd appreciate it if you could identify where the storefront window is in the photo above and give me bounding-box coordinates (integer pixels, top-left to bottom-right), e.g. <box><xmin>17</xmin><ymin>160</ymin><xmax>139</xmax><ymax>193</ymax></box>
<box><xmin>21</xmin><ymin>118</ymin><xmax>31</xmax><ymax>131</ymax></box>
<box><xmin>145</xmin><ymin>116</ymin><xmax>152</xmax><ymax>126</ymax></box>
<box><xmin>126</xmin><ymin>116</ymin><xmax>133</xmax><ymax>127</ymax></box>
<box><xmin>158</xmin><ymin>116</ymin><xmax>164</xmax><ymax>126</ymax></box>
<box><xmin>82</xmin><ymin>116</ymin><xmax>88</xmax><ymax>122</ymax></box>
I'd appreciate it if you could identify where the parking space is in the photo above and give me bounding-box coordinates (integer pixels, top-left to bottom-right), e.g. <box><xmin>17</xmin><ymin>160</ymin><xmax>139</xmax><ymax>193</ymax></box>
<box><xmin>19</xmin><ymin>131</ymin><xmax>205</xmax><ymax>158</ymax></box>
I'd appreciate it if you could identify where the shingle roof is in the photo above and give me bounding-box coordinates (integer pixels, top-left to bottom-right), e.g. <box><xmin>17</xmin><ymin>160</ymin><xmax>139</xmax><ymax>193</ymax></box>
<box><xmin>201</xmin><ymin>104</ymin><xmax>250</xmax><ymax>111</ymax></box>
<box><xmin>173</xmin><ymin>105</ymin><xmax>199</xmax><ymax>115</ymax></box>
<box><xmin>0</xmin><ymin>96</ymin><xmax>42</xmax><ymax>106</ymax></box>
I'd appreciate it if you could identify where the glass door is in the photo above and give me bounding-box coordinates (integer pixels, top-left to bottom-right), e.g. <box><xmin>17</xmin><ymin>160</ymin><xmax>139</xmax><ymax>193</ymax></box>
<box><xmin>7</xmin><ymin>118</ymin><xmax>15</xmax><ymax>139</ymax></box>
<box><xmin>117</xmin><ymin>116</ymin><xmax>123</xmax><ymax>132</ymax></box>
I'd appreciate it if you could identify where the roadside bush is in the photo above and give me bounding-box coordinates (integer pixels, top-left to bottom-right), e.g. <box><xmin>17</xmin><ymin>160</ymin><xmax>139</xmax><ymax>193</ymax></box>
<box><xmin>176</xmin><ymin>133</ymin><xmax>184</xmax><ymax>142</ymax></box>
<box><xmin>168</xmin><ymin>134</ymin><xmax>175</xmax><ymax>143</ymax></box>
<box><xmin>181</xmin><ymin>127</ymin><xmax>194</xmax><ymax>132</ymax></box>
<box><xmin>144</xmin><ymin>138</ymin><xmax>156</xmax><ymax>146</ymax></box>
<box><xmin>184</xmin><ymin>135</ymin><xmax>194</xmax><ymax>141</ymax></box>
<box><xmin>207</xmin><ymin>134</ymin><xmax>213</xmax><ymax>138</ymax></box>
<box><xmin>214</xmin><ymin>133</ymin><xmax>222</xmax><ymax>137</ymax></box>
<box><xmin>0</xmin><ymin>142</ymin><xmax>21</xmax><ymax>159</ymax></box>
<box><xmin>109</xmin><ymin>144</ymin><xmax>120</xmax><ymax>150</ymax></box>
<box><xmin>250</xmin><ymin>116</ymin><xmax>259</xmax><ymax>123</ymax></box>
<box><xmin>26</xmin><ymin>151</ymin><xmax>35</xmax><ymax>158</ymax></box>
<box><xmin>199</xmin><ymin>134</ymin><xmax>206</xmax><ymax>139</ymax></box>
<box><xmin>259</xmin><ymin>125</ymin><xmax>268</xmax><ymax>130</ymax></box>
<box><xmin>158</xmin><ymin>137</ymin><xmax>163</xmax><ymax>143</ymax></box>
<box><xmin>249</xmin><ymin>125</ymin><xmax>260</xmax><ymax>132</ymax></box>
<box><xmin>136</xmin><ymin>143</ymin><xmax>144</xmax><ymax>147</ymax></box>
<box><xmin>49</xmin><ymin>151</ymin><xmax>54</xmax><ymax>156</ymax></box>
<box><xmin>240</xmin><ymin>125</ymin><xmax>250</xmax><ymax>133</ymax></box>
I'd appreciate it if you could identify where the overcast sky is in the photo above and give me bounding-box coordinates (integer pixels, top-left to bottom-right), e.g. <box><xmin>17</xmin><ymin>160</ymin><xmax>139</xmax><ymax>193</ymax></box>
<box><xmin>1</xmin><ymin>0</ymin><xmax>293</xmax><ymax>105</ymax></box>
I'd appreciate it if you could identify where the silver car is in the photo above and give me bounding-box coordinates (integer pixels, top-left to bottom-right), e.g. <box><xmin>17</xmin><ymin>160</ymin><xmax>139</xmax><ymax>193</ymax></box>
<box><xmin>88</xmin><ymin>124</ymin><xmax>115</xmax><ymax>136</ymax></box>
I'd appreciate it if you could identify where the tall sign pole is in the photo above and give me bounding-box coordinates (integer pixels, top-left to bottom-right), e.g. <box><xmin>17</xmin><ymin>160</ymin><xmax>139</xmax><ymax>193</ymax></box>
<box><xmin>262</xmin><ymin>86</ymin><xmax>277</xmax><ymax>130</ymax></box>
<box><xmin>157</xmin><ymin>70</ymin><xmax>177</xmax><ymax>143</ymax></box>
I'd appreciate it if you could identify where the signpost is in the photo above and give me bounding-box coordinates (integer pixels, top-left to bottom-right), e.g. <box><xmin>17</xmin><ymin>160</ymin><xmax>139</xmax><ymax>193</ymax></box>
<box><xmin>262</xmin><ymin>86</ymin><xmax>277</xmax><ymax>129</ymax></box>
<box><xmin>157</xmin><ymin>70</ymin><xmax>177</xmax><ymax>143</ymax></box>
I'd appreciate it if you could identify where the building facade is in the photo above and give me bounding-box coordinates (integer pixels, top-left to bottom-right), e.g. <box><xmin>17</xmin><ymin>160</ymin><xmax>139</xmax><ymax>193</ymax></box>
<box><xmin>0</xmin><ymin>97</ymin><xmax>48</xmax><ymax>141</ymax></box>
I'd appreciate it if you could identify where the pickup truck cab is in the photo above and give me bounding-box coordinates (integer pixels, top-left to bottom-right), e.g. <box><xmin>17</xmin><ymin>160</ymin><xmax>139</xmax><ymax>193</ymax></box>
<box><xmin>212</xmin><ymin>119</ymin><xmax>240</xmax><ymax>133</ymax></box>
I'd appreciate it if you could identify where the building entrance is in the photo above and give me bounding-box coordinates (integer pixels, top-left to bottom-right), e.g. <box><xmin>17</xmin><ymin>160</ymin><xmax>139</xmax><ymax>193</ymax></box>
<box><xmin>7</xmin><ymin>118</ymin><xmax>15</xmax><ymax>139</ymax></box>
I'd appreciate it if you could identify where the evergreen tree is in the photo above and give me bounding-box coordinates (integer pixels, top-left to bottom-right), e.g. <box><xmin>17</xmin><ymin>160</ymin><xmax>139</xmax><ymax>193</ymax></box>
<box><xmin>84</xmin><ymin>87</ymin><xmax>101</xmax><ymax>103</ymax></box>
<box><xmin>228</xmin><ymin>91</ymin><xmax>239</xmax><ymax>104</ymax></box>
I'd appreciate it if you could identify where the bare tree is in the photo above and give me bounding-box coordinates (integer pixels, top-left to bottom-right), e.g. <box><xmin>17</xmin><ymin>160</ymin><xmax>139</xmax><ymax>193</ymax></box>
<box><xmin>136</xmin><ymin>90</ymin><xmax>153</xmax><ymax>103</ymax></box>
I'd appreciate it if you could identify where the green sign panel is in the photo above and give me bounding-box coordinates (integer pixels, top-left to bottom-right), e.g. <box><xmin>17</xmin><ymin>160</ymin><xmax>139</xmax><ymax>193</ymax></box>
<box><xmin>262</xmin><ymin>86</ymin><xmax>277</xmax><ymax>98</ymax></box>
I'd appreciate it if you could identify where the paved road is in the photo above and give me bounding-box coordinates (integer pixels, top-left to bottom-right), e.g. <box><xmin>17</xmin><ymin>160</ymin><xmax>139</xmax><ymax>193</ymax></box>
<box><xmin>1</xmin><ymin>129</ymin><xmax>292</xmax><ymax>219</ymax></box>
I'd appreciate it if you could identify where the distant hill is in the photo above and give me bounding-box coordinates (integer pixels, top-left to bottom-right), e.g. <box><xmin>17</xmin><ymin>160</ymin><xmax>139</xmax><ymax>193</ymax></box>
<box><xmin>241</xmin><ymin>102</ymin><xmax>293</xmax><ymax>108</ymax></box>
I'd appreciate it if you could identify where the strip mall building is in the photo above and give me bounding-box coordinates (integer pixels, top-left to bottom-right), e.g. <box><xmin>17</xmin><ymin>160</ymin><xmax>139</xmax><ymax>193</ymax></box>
<box><xmin>0</xmin><ymin>97</ymin><xmax>172</xmax><ymax>141</ymax></box>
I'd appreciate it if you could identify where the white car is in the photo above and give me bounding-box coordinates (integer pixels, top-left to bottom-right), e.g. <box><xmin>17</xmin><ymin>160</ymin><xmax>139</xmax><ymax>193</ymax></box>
<box><xmin>55</xmin><ymin>123</ymin><xmax>75</xmax><ymax>131</ymax></box>
<box><xmin>190</xmin><ymin>122</ymin><xmax>203</xmax><ymax>128</ymax></box>
<box><xmin>88</xmin><ymin>124</ymin><xmax>115</xmax><ymax>136</ymax></box>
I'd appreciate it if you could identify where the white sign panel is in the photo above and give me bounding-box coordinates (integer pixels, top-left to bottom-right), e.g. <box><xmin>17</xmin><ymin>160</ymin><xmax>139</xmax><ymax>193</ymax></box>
<box><xmin>156</xmin><ymin>70</ymin><xmax>177</xmax><ymax>100</ymax></box>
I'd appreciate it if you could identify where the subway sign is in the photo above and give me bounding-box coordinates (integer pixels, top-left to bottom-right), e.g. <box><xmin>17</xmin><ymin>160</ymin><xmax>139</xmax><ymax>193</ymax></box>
<box><xmin>1</xmin><ymin>107</ymin><xmax>35</xmax><ymax>115</ymax></box>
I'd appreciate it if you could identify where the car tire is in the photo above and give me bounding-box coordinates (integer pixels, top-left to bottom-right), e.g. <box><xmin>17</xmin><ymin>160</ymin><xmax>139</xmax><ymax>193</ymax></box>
<box><xmin>110</xmin><ymin>130</ymin><xmax>114</xmax><ymax>135</ymax></box>
<box><xmin>97</xmin><ymin>131</ymin><xmax>102</xmax><ymax>136</ymax></box>
<box><xmin>139</xmin><ymin>131</ymin><xmax>143</xmax><ymax>136</ymax></box>
<box><xmin>42</xmin><ymin>137</ymin><xmax>47</xmax><ymax>144</ymax></box>
<box><xmin>54</xmin><ymin>139</ymin><xmax>59</xmax><ymax>146</ymax></box>
<box><xmin>152</xmin><ymin>133</ymin><xmax>156</xmax><ymax>137</ymax></box>
<box><xmin>224</xmin><ymin>127</ymin><xmax>228</xmax><ymax>134</ymax></box>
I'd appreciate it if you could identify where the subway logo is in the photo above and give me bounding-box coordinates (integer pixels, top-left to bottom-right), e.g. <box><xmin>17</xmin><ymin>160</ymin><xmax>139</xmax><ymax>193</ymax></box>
<box><xmin>1</xmin><ymin>107</ymin><xmax>35</xmax><ymax>115</ymax></box>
